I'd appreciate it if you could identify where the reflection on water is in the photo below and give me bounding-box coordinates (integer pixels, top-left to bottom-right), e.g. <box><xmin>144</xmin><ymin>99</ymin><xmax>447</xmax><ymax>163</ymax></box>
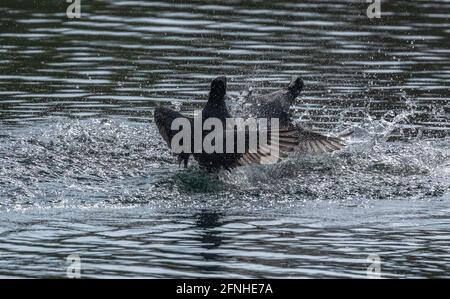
<box><xmin>1</xmin><ymin>199</ymin><xmax>450</xmax><ymax>278</ymax></box>
<box><xmin>0</xmin><ymin>0</ymin><xmax>449</xmax><ymax>278</ymax></box>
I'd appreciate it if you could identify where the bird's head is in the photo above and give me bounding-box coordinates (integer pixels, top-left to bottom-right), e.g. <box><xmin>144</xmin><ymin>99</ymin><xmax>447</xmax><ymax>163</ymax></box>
<box><xmin>209</xmin><ymin>76</ymin><xmax>227</xmax><ymax>101</ymax></box>
<box><xmin>287</xmin><ymin>76</ymin><xmax>304</xmax><ymax>98</ymax></box>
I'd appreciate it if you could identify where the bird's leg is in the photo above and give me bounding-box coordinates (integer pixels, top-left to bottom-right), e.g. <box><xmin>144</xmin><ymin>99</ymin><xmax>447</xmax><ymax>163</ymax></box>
<box><xmin>178</xmin><ymin>154</ymin><xmax>190</xmax><ymax>168</ymax></box>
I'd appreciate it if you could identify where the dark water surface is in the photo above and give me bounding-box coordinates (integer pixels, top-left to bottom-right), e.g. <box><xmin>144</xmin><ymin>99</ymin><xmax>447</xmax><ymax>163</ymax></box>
<box><xmin>0</xmin><ymin>0</ymin><xmax>450</xmax><ymax>278</ymax></box>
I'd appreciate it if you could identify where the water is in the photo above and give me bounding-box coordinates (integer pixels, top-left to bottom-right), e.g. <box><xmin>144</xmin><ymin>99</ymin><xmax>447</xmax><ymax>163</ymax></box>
<box><xmin>0</xmin><ymin>0</ymin><xmax>450</xmax><ymax>278</ymax></box>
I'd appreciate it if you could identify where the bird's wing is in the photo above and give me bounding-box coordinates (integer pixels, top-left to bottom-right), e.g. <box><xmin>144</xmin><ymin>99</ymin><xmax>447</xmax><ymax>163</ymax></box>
<box><xmin>292</xmin><ymin>125</ymin><xmax>351</xmax><ymax>155</ymax></box>
<box><xmin>154</xmin><ymin>107</ymin><xmax>193</xmax><ymax>167</ymax></box>
<box><xmin>154</xmin><ymin>107</ymin><xmax>183</xmax><ymax>145</ymax></box>
<box><xmin>234</xmin><ymin>126</ymin><xmax>300</xmax><ymax>167</ymax></box>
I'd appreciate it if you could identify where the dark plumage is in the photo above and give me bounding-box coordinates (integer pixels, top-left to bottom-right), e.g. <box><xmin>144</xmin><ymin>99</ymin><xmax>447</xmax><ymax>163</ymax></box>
<box><xmin>202</xmin><ymin>76</ymin><xmax>231</xmax><ymax>122</ymax></box>
<box><xmin>154</xmin><ymin>76</ymin><xmax>299</xmax><ymax>170</ymax></box>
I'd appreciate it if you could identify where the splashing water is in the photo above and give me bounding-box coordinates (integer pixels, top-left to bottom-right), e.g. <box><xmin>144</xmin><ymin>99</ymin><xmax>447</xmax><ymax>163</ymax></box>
<box><xmin>223</xmin><ymin>101</ymin><xmax>450</xmax><ymax>202</ymax></box>
<box><xmin>1</xmin><ymin>113</ymin><xmax>448</xmax><ymax>213</ymax></box>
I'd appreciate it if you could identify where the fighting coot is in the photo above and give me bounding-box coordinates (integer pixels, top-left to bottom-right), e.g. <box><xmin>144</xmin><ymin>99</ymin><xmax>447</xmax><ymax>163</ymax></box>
<box><xmin>238</xmin><ymin>76</ymin><xmax>349</xmax><ymax>154</ymax></box>
<box><xmin>154</xmin><ymin>76</ymin><xmax>299</xmax><ymax>170</ymax></box>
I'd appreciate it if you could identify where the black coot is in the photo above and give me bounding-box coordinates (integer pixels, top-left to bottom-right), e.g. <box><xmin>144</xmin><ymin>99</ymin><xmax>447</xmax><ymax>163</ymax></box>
<box><xmin>154</xmin><ymin>76</ymin><xmax>299</xmax><ymax>170</ymax></box>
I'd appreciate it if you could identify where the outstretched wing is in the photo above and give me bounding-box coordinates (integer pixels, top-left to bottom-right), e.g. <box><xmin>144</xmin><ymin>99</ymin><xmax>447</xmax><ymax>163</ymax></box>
<box><xmin>154</xmin><ymin>107</ymin><xmax>192</xmax><ymax>167</ymax></box>
<box><xmin>292</xmin><ymin>125</ymin><xmax>350</xmax><ymax>155</ymax></box>
<box><xmin>234</xmin><ymin>127</ymin><xmax>300</xmax><ymax>167</ymax></box>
